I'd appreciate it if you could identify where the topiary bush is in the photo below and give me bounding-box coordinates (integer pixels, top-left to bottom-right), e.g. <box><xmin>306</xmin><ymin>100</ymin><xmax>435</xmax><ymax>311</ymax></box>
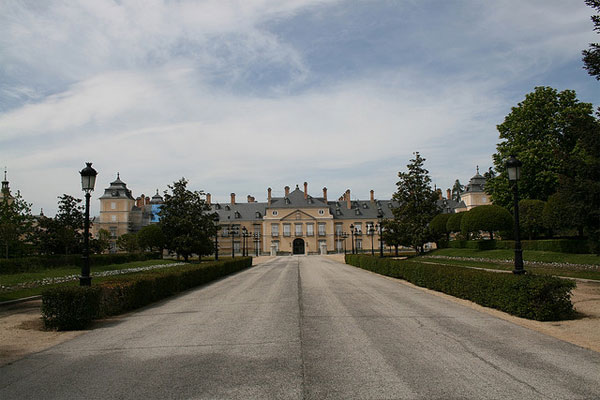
<box><xmin>446</xmin><ymin>212</ymin><xmax>464</xmax><ymax>236</ymax></box>
<box><xmin>461</xmin><ymin>205</ymin><xmax>513</xmax><ymax>240</ymax></box>
<box><xmin>42</xmin><ymin>286</ymin><xmax>102</xmax><ymax>330</ymax></box>
<box><xmin>345</xmin><ymin>254</ymin><xmax>576</xmax><ymax>321</ymax></box>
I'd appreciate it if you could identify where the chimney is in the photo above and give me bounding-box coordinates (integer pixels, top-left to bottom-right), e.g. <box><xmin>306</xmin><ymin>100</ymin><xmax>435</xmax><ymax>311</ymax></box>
<box><xmin>268</xmin><ymin>187</ymin><xmax>272</xmax><ymax>205</ymax></box>
<box><xmin>247</xmin><ymin>195</ymin><xmax>253</xmax><ymax>203</ymax></box>
<box><xmin>323</xmin><ymin>187</ymin><xmax>328</xmax><ymax>202</ymax></box>
<box><xmin>136</xmin><ymin>197</ymin><xmax>142</xmax><ymax>207</ymax></box>
<box><xmin>438</xmin><ymin>189</ymin><xmax>443</xmax><ymax>200</ymax></box>
<box><xmin>370</xmin><ymin>190</ymin><xmax>375</xmax><ymax>203</ymax></box>
<box><xmin>345</xmin><ymin>189</ymin><xmax>351</xmax><ymax>209</ymax></box>
<box><xmin>285</xmin><ymin>186</ymin><xmax>290</xmax><ymax>197</ymax></box>
<box><xmin>447</xmin><ymin>188</ymin><xmax>451</xmax><ymax>200</ymax></box>
<box><xmin>145</xmin><ymin>196</ymin><xmax>150</xmax><ymax>205</ymax></box>
<box><xmin>304</xmin><ymin>182</ymin><xmax>308</xmax><ymax>199</ymax></box>
<box><xmin>230</xmin><ymin>193</ymin><xmax>236</xmax><ymax>205</ymax></box>
<box><xmin>206</xmin><ymin>193</ymin><xmax>211</xmax><ymax>205</ymax></box>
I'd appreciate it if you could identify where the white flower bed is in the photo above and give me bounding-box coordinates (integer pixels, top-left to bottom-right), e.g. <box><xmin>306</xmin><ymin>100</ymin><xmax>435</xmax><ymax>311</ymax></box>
<box><xmin>1</xmin><ymin>262</ymin><xmax>185</xmax><ymax>293</ymax></box>
<box><xmin>421</xmin><ymin>255</ymin><xmax>599</xmax><ymax>271</ymax></box>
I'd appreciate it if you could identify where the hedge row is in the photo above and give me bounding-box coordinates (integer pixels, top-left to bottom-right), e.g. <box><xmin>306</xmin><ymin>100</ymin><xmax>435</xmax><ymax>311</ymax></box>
<box><xmin>42</xmin><ymin>257</ymin><xmax>252</xmax><ymax>330</ymax></box>
<box><xmin>1</xmin><ymin>252</ymin><xmax>161</xmax><ymax>274</ymax></box>
<box><xmin>345</xmin><ymin>254</ymin><xmax>575</xmax><ymax>321</ymax></box>
<box><xmin>448</xmin><ymin>239</ymin><xmax>591</xmax><ymax>254</ymax></box>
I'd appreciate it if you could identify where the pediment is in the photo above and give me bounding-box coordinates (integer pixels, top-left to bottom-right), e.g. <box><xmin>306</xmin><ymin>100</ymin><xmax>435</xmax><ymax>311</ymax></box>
<box><xmin>280</xmin><ymin>209</ymin><xmax>317</xmax><ymax>221</ymax></box>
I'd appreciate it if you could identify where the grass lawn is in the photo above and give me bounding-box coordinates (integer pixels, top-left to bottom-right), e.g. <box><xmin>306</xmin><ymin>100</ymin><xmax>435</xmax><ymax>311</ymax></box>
<box><xmin>0</xmin><ymin>260</ymin><xmax>181</xmax><ymax>302</ymax></box>
<box><xmin>422</xmin><ymin>249</ymin><xmax>600</xmax><ymax>281</ymax></box>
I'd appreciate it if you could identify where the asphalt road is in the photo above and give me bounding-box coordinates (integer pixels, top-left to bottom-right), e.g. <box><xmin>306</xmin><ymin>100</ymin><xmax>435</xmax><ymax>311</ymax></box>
<box><xmin>1</xmin><ymin>256</ymin><xmax>599</xmax><ymax>399</ymax></box>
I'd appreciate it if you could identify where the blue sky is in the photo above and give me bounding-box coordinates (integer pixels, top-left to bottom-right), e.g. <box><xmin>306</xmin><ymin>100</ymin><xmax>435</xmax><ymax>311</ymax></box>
<box><xmin>1</xmin><ymin>0</ymin><xmax>598</xmax><ymax>216</ymax></box>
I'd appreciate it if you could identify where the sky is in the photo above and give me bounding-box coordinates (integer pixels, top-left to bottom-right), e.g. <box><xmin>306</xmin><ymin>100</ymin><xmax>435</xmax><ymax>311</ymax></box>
<box><xmin>1</xmin><ymin>0</ymin><xmax>598</xmax><ymax>217</ymax></box>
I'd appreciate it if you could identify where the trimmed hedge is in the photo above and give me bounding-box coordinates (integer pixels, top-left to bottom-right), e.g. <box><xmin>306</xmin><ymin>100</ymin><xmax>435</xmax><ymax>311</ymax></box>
<box><xmin>345</xmin><ymin>254</ymin><xmax>575</xmax><ymax>321</ymax></box>
<box><xmin>448</xmin><ymin>239</ymin><xmax>591</xmax><ymax>254</ymax></box>
<box><xmin>1</xmin><ymin>252</ymin><xmax>161</xmax><ymax>274</ymax></box>
<box><xmin>42</xmin><ymin>257</ymin><xmax>252</xmax><ymax>330</ymax></box>
<box><xmin>42</xmin><ymin>286</ymin><xmax>102</xmax><ymax>330</ymax></box>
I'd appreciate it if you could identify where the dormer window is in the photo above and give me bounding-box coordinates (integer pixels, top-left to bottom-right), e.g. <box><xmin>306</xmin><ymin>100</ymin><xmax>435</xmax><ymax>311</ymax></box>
<box><xmin>225</xmin><ymin>205</ymin><xmax>230</xmax><ymax>211</ymax></box>
<box><xmin>255</xmin><ymin>211</ymin><xmax>261</xmax><ymax>218</ymax></box>
<box><xmin>318</xmin><ymin>209</ymin><xmax>325</xmax><ymax>215</ymax></box>
<box><xmin>362</xmin><ymin>203</ymin><xmax>368</xmax><ymax>209</ymax></box>
<box><xmin>285</xmin><ymin>198</ymin><xmax>290</xmax><ymax>204</ymax></box>
<box><xmin>234</xmin><ymin>211</ymin><xmax>241</xmax><ymax>219</ymax></box>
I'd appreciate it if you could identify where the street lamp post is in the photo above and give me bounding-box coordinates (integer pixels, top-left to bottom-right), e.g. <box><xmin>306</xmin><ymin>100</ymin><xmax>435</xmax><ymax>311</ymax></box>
<box><xmin>369</xmin><ymin>225</ymin><xmax>375</xmax><ymax>256</ymax></box>
<box><xmin>254</xmin><ymin>232</ymin><xmax>260</xmax><ymax>256</ymax></box>
<box><xmin>79</xmin><ymin>162</ymin><xmax>97</xmax><ymax>286</ymax></box>
<box><xmin>213</xmin><ymin>214</ymin><xmax>220</xmax><ymax>261</ymax></box>
<box><xmin>354</xmin><ymin>227</ymin><xmax>360</xmax><ymax>254</ymax></box>
<box><xmin>341</xmin><ymin>232</ymin><xmax>348</xmax><ymax>255</ymax></box>
<box><xmin>507</xmin><ymin>155</ymin><xmax>525</xmax><ymax>275</ymax></box>
<box><xmin>242</xmin><ymin>227</ymin><xmax>251</xmax><ymax>257</ymax></box>
<box><xmin>230</xmin><ymin>224</ymin><xmax>238</xmax><ymax>258</ymax></box>
<box><xmin>350</xmin><ymin>224</ymin><xmax>355</xmax><ymax>254</ymax></box>
<box><xmin>377</xmin><ymin>211</ymin><xmax>384</xmax><ymax>258</ymax></box>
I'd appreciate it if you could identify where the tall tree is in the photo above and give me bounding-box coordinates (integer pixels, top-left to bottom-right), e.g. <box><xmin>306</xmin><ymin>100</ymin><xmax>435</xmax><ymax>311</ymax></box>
<box><xmin>391</xmin><ymin>153</ymin><xmax>440</xmax><ymax>254</ymax></box>
<box><xmin>451</xmin><ymin>179</ymin><xmax>464</xmax><ymax>202</ymax></box>
<box><xmin>486</xmin><ymin>87</ymin><xmax>597</xmax><ymax>209</ymax></box>
<box><xmin>158</xmin><ymin>178</ymin><xmax>216</xmax><ymax>261</ymax></box>
<box><xmin>0</xmin><ymin>191</ymin><xmax>35</xmax><ymax>258</ymax></box>
<box><xmin>137</xmin><ymin>224</ymin><xmax>166</xmax><ymax>254</ymax></box>
<box><xmin>38</xmin><ymin>195</ymin><xmax>85</xmax><ymax>255</ymax></box>
<box><xmin>582</xmin><ymin>0</ymin><xmax>600</xmax><ymax>80</ymax></box>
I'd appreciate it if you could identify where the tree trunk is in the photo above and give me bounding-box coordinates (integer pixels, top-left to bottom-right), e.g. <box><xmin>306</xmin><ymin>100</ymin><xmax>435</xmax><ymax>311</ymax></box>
<box><xmin>394</xmin><ymin>245</ymin><xmax>399</xmax><ymax>256</ymax></box>
<box><xmin>489</xmin><ymin>231</ymin><xmax>494</xmax><ymax>240</ymax></box>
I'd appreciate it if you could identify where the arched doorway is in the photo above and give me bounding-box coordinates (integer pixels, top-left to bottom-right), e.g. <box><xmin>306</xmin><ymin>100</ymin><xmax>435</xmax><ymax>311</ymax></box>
<box><xmin>293</xmin><ymin>238</ymin><xmax>305</xmax><ymax>255</ymax></box>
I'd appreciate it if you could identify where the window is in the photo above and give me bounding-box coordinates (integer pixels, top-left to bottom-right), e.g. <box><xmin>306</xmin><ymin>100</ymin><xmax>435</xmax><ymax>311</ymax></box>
<box><xmin>109</xmin><ymin>227</ymin><xmax>117</xmax><ymax>238</ymax></box>
<box><xmin>283</xmin><ymin>224</ymin><xmax>291</xmax><ymax>237</ymax></box>
<box><xmin>366</xmin><ymin>222</ymin><xmax>374</xmax><ymax>234</ymax></box>
<box><xmin>318</xmin><ymin>209</ymin><xmax>325</xmax><ymax>215</ymax></box>
<box><xmin>356</xmin><ymin>239</ymin><xmax>362</xmax><ymax>250</ymax></box>
<box><xmin>111</xmin><ymin>202</ymin><xmax>116</xmax><ymax>210</ymax></box>
<box><xmin>306</xmin><ymin>223</ymin><xmax>314</xmax><ymax>236</ymax></box>
<box><xmin>295</xmin><ymin>224</ymin><xmax>302</xmax><ymax>236</ymax></box>
<box><xmin>233</xmin><ymin>242</ymin><xmax>240</xmax><ymax>253</ymax></box>
<box><xmin>336</xmin><ymin>240</ymin><xmax>343</xmax><ymax>252</ymax></box>
<box><xmin>354</xmin><ymin>223</ymin><xmax>362</xmax><ymax>235</ymax></box>
<box><xmin>272</xmin><ymin>210</ymin><xmax>278</xmax><ymax>216</ymax></box>
<box><xmin>111</xmin><ymin>215</ymin><xmax>117</xmax><ymax>222</ymax></box>
<box><xmin>318</xmin><ymin>223</ymin><xmax>326</xmax><ymax>236</ymax></box>
<box><xmin>271</xmin><ymin>224</ymin><xmax>279</xmax><ymax>237</ymax></box>
<box><xmin>482</xmin><ymin>196</ymin><xmax>487</xmax><ymax>203</ymax></box>
<box><xmin>272</xmin><ymin>241</ymin><xmax>280</xmax><ymax>252</ymax></box>
<box><xmin>335</xmin><ymin>223</ymin><xmax>342</xmax><ymax>236</ymax></box>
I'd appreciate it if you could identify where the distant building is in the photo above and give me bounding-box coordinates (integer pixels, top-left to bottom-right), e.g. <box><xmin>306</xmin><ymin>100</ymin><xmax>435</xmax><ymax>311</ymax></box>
<box><xmin>210</xmin><ymin>183</ymin><xmax>395</xmax><ymax>256</ymax></box>
<box><xmin>452</xmin><ymin>167</ymin><xmax>491</xmax><ymax>212</ymax></box>
<box><xmin>92</xmin><ymin>173</ymin><xmax>163</xmax><ymax>251</ymax></box>
<box><xmin>0</xmin><ymin>168</ymin><xmax>13</xmax><ymax>205</ymax></box>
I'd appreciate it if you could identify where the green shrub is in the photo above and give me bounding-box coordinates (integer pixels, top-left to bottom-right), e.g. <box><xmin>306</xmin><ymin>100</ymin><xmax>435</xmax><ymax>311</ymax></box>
<box><xmin>461</xmin><ymin>205</ymin><xmax>513</xmax><ymax>240</ymax></box>
<box><xmin>0</xmin><ymin>252</ymin><xmax>161</xmax><ymax>274</ymax></box>
<box><xmin>345</xmin><ymin>254</ymin><xmax>575</xmax><ymax>321</ymax></box>
<box><xmin>495</xmin><ymin>239</ymin><xmax>591</xmax><ymax>253</ymax></box>
<box><xmin>446</xmin><ymin>212</ymin><xmax>464</xmax><ymax>234</ymax></box>
<box><xmin>42</xmin><ymin>286</ymin><xmax>102</xmax><ymax>330</ymax></box>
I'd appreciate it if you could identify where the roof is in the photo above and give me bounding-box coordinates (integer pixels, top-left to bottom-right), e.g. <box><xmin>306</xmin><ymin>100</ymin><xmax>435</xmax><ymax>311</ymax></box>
<box><xmin>464</xmin><ymin>167</ymin><xmax>486</xmax><ymax>193</ymax></box>
<box><xmin>99</xmin><ymin>173</ymin><xmax>135</xmax><ymax>200</ymax></box>
<box><xmin>211</xmin><ymin>186</ymin><xmax>398</xmax><ymax>222</ymax></box>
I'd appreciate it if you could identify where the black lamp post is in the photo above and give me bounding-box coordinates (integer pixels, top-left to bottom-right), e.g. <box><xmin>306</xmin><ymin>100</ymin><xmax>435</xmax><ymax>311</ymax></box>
<box><xmin>507</xmin><ymin>155</ymin><xmax>525</xmax><ymax>275</ymax></box>
<box><xmin>377</xmin><ymin>211</ymin><xmax>384</xmax><ymax>258</ymax></box>
<box><xmin>213</xmin><ymin>214</ymin><xmax>220</xmax><ymax>261</ymax></box>
<box><xmin>354</xmin><ymin>227</ymin><xmax>360</xmax><ymax>254</ymax></box>
<box><xmin>254</xmin><ymin>232</ymin><xmax>260</xmax><ymax>256</ymax></box>
<box><xmin>368</xmin><ymin>225</ymin><xmax>375</xmax><ymax>256</ymax></box>
<box><xmin>341</xmin><ymin>232</ymin><xmax>348</xmax><ymax>255</ymax></box>
<box><xmin>79</xmin><ymin>162</ymin><xmax>97</xmax><ymax>286</ymax></box>
<box><xmin>230</xmin><ymin>224</ymin><xmax>238</xmax><ymax>258</ymax></box>
<box><xmin>350</xmin><ymin>224</ymin><xmax>355</xmax><ymax>254</ymax></box>
<box><xmin>242</xmin><ymin>227</ymin><xmax>251</xmax><ymax>257</ymax></box>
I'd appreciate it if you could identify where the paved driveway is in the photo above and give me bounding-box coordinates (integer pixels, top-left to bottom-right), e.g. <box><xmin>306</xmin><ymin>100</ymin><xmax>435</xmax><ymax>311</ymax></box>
<box><xmin>1</xmin><ymin>256</ymin><xmax>599</xmax><ymax>399</ymax></box>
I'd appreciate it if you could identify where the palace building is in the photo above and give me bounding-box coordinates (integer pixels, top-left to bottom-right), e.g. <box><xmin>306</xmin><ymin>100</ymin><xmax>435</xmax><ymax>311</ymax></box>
<box><xmin>210</xmin><ymin>183</ymin><xmax>396</xmax><ymax>256</ymax></box>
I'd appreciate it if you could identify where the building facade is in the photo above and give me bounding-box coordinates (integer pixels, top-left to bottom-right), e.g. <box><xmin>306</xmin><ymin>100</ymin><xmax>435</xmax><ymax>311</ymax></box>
<box><xmin>210</xmin><ymin>183</ymin><xmax>395</xmax><ymax>256</ymax></box>
<box><xmin>93</xmin><ymin>174</ymin><xmax>163</xmax><ymax>251</ymax></box>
